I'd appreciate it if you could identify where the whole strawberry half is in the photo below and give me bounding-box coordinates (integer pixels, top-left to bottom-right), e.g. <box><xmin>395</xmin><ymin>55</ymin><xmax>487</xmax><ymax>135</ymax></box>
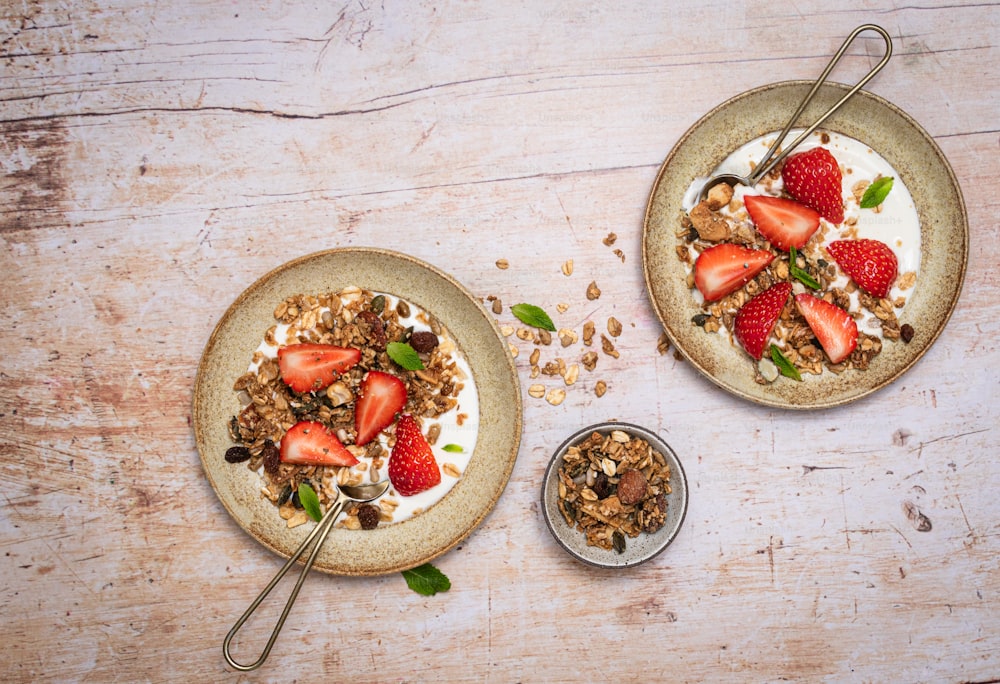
<box><xmin>693</xmin><ymin>243</ymin><xmax>774</xmax><ymax>302</ymax></box>
<box><xmin>280</xmin><ymin>420</ymin><xmax>359</xmax><ymax>467</ymax></box>
<box><xmin>388</xmin><ymin>415</ymin><xmax>441</xmax><ymax>496</ymax></box>
<box><xmin>743</xmin><ymin>195</ymin><xmax>821</xmax><ymax>251</ymax></box>
<box><xmin>794</xmin><ymin>293</ymin><xmax>858</xmax><ymax>364</ymax></box>
<box><xmin>354</xmin><ymin>370</ymin><xmax>407</xmax><ymax>446</ymax></box>
<box><xmin>781</xmin><ymin>147</ymin><xmax>845</xmax><ymax>224</ymax></box>
<box><xmin>734</xmin><ymin>282</ymin><xmax>792</xmax><ymax>360</ymax></box>
<box><xmin>827</xmin><ymin>238</ymin><xmax>898</xmax><ymax>299</ymax></box>
<box><xmin>277</xmin><ymin>343</ymin><xmax>361</xmax><ymax>393</ymax></box>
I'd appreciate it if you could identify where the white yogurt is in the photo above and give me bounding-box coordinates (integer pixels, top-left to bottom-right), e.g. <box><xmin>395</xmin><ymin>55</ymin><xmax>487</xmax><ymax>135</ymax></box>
<box><xmin>248</xmin><ymin>290</ymin><xmax>479</xmax><ymax>524</ymax></box>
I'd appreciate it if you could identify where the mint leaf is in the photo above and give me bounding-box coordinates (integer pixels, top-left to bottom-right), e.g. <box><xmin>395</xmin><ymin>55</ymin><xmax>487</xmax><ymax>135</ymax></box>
<box><xmin>441</xmin><ymin>444</ymin><xmax>464</xmax><ymax>453</ymax></box>
<box><xmin>298</xmin><ymin>482</ymin><xmax>322</xmax><ymax>522</ymax></box>
<box><xmin>769</xmin><ymin>344</ymin><xmax>802</xmax><ymax>381</ymax></box>
<box><xmin>511</xmin><ymin>303</ymin><xmax>556</xmax><ymax>332</ymax></box>
<box><xmin>860</xmin><ymin>176</ymin><xmax>894</xmax><ymax>209</ymax></box>
<box><xmin>387</xmin><ymin>341</ymin><xmax>425</xmax><ymax>370</ymax></box>
<box><xmin>402</xmin><ymin>563</ymin><xmax>451</xmax><ymax>596</ymax></box>
<box><xmin>789</xmin><ymin>246</ymin><xmax>821</xmax><ymax>290</ymax></box>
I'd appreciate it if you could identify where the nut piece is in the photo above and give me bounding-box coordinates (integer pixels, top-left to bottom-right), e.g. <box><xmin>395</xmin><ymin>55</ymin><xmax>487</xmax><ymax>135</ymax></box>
<box><xmin>607</xmin><ymin>317</ymin><xmax>622</xmax><ymax>338</ymax></box>
<box><xmin>594</xmin><ymin>380</ymin><xmax>607</xmax><ymax>397</ymax></box>
<box><xmin>688</xmin><ymin>201</ymin><xmax>732</xmax><ymax>242</ymax></box>
<box><xmin>617</xmin><ymin>468</ymin><xmax>648</xmax><ymax>506</ymax></box>
<box><xmin>603</xmin><ymin>232</ymin><xmax>618</xmax><ymax>246</ymax></box>
<box><xmin>706</xmin><ymin>182</ymin><xmax>734</xmax><ymax>210</ymax></box>
<box><xmin>586</xmin><ymin>281</ymin><xmax>601</xmax><ymax>301</ymax></box>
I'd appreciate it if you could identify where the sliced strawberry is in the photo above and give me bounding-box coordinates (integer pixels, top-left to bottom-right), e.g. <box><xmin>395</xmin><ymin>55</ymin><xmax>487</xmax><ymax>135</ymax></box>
<box><xmin>388</xmin><ymin>414</ymin><xmax>441</xmax><ymax>496</ymax></box>
<box><xmin>279</xmin><ymin>420</ymin><xmax>358</xmax><ymax>467</ymax></box>
<box><xmin>781</xmin><ymin>147</ymin><xmax>845</xmax><ymax>223</ymax></box>
<box><xmin>693</xmin><ymin>243</ymin><xmax>775</xmax><ymax>302</ymax></box>
<box><xmin>744</xmin><ymin>194</ymin><xmax>820</xmax><ymax>251</ymax></box>
<box><xmin>734</xmin><ymin>282</ymin><xmax>792</xmax><ymax>360</ymax></box>
<box><xmin>827</xmin><ymin>238</ymin><xmax>898</xmax><ymax>299</ymax></box>
<box><xmin>354</xmin><ymin>371</ymin><xmax>407</xmax><ymax>446</ymax></box>
<box><xmin>794</xmin><ymin>293</ymin><xmax>858</xmax><ymax>364</ymax></box>
<box><xmin>277</xmin><ymin>343</ymin><xmax>361</xmax><ymax>394</ymax></box>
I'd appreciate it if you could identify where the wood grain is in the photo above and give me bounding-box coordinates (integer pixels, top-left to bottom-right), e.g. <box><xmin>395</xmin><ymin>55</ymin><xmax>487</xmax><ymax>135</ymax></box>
<box><xmin>1</xmin><ymin>1</ymin><xmax>998</xmax><ymax>681</ymax></box>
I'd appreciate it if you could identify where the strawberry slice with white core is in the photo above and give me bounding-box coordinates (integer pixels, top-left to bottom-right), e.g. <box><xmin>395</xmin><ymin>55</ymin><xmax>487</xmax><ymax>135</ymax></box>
<box><xmin>277</xmin><ymin>343</ymin><xmax>361</xmax><ymax>393</ymax></box>
<box><xmin>744</xmin><ymin>194</ymin><xmax>821</xmax><ymax>251</ymax></box>
<box><xmin>794</xmin><ymin>293</ymin><xmax>858</xmax><ymax>364</ymax></box>
<box><xmin>354</xmin><ymin>370</ymin><xmax>407</xmax><ymax>446</ymax></box>
<box><xmin>693</xmin><ymin>243</ymin><xmax>775</xmax><ymax>302</ymax></box>
<box><xmin>827</xmin><ymin>238</ymin><xmax>898</xmax><ymax>299</ymax></box>
<box><xmin>734</xmin><ymin>282</ymin><xmax>792</xmax><ymax>360</ymax></box>
<box><xmin>279</xmin><ymin>420</ymin><xmax>359</xmax><ymax>467</ymax></box>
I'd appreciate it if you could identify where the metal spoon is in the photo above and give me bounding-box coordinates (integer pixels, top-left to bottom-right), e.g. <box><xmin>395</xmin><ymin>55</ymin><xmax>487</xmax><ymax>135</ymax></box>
<box><xmin>223</xmin><ymin>479</ymin><xmax>391</xmax><ymax>671</ymax></box>
<box><xmin>697</xmin><ymin>24</ymin><xmax>892</xmax><ymax>203</ymax></box>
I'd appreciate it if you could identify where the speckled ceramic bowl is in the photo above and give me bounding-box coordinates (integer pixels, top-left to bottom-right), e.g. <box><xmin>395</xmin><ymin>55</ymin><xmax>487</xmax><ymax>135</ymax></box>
<box><xmin>193</xmin><ymin>248</ymin><xmax>522</xmax><ymax>575</ymax></box>
<box><xmin>542</xmin><ymin>422</ymin><xmax>688</xmax><ymax>569</ymax></box>
<box><xmin>642</xmin><ymin>81</ymin><xmax>968</xmax><ymax>409</ymax></box>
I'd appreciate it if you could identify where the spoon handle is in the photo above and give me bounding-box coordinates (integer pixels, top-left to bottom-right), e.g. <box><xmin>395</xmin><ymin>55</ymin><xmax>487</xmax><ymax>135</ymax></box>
<box><xmin>223</xmin><ymin>497</ymin><xmax>348</xmax><ymax>672</ymax></box>
<box><xmin>748</xmin><ymin>24</ymin><xmax>893</xmax><ymax>185</ymax></box>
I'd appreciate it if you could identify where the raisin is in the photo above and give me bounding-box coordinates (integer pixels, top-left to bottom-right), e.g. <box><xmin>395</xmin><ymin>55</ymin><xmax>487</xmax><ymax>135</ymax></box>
<box><xmin>409</xmin><ymin>330</ymin><xmax>439</xmax><ymax>353</ymax></box>
<box><xmin>261</xmin><ymin>440</ymin><xmax>281</xmax><ymax>476</ymax></box>
<box><xmin>224</xmin><ymin>446</ymin><xmax>251</xmax><ymax>463</ymax></box>
<box><xmin>357</xmin><ymin>503</ymin><xmax>381</xmax><ymax>530</ymax></box>
<box><xmin>900</xmin><ymin>323</ymin><xmax>915</xmax><ymax>343</ymax></box>
<box><xmin>592</xmin><ymin>471</ymin><xmax>611</xmax><ymax>499</ymax></box>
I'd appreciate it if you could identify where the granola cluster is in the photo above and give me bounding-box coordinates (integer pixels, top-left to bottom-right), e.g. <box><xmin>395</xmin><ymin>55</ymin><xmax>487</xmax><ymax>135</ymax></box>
<box><xmin>677</xmin><ymin>162</ymin><xmax>916</xmax><ymax>381</ymax></box>
<box><xmin>556</xmin><ymin>430</ymin><xmax>672</xmax><ymax>552</ymax></box>
<box><xmin>227</xmin><ymin>287</ymin><xmax>468</xmax><ymax>529</ymax></box>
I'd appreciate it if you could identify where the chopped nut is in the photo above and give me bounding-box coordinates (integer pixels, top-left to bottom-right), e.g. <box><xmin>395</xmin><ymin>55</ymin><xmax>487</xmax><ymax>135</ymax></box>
<box><xmin>603</xmin><ymin>232</ymin><xmax>617</xmax><ymax>246</ymax></box>
<box><xmin>594</xmin><ymin>380</ymin><xmax>607</xmax><ymax>397</ymax></box>
<box><xmin>586</xmin><ymin>281</ymin><xmax>601</xmax><ymax>300</ymax></box>
<box><xmin>558</xmin><ymin>328</ymin><xmax>578</xmax><ymax>347</ymax></box>
<box><xmin>607</xmin><ymin>317</ymin><xmax>623</xmax><ymax>337</ymax></box>
<box><xmin>556</xmin><ymin>303</ymin><xmax>570</xmax><ymax>313</ymax></box>
<box><xmin>491</xmin><ymin>298</ymin><xmax>503</xmax><ymax>315</ymax></box>
<box><xmin>705</xmin><ymin>182</ymin><xmax>734</xmax><ymax>210</ymax></box>
<box><xmin>600</xmin><ymin>334</ymin><xmax>620</xmax><ymax>359</ymax></box>
<box><xmin>656</xmin><ymin>333</ymin><xmax>670</xmax><ymax>355</ymax></box>
<box><xmin>613</xmin><ymin>248</ymin><xmax>625</xmax><ymax>263</ymax></box>
<box><xmin>581</xmin><ymin>351</ymin><xmax>598</xmax><ymax>371</ymax></box>
<box><xmin>582</xmin><ymin>321</ymin><xmax>595</xmax><ymax>346</ymax></box>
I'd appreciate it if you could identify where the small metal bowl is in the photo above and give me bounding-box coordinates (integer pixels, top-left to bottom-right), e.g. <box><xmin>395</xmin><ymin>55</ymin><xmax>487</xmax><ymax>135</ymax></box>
<box><xmin>541</xmin><ymin>422</ymin><xmax>688</xmax><ymax>568</ymax></box>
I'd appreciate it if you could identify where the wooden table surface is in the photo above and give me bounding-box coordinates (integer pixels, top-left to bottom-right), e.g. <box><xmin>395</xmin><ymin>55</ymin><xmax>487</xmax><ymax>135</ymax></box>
<box><xmin>3</xmin><ymin>1</ymin><xmax>998</xmax><ymax>681</ymax></box>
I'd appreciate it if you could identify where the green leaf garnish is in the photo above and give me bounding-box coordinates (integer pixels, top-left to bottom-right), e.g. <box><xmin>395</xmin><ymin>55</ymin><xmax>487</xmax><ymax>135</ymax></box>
<box><xmin>298</xmin><ymin>482</ymin><xmax>322</xmax><ymax>522</ymax></box>
<box><xmin>441</xmin><ymin>444</ymin><xmax>464</xmax><ymax>453</ymax></box>
<box><xmin>511</xmin><ymin>303</ymin><xmax>556</xmax><ymax>332</ymax></box>
<box><xmin>860</xmin><ymin>176</ymin><xmax>894</xmax><ymax>209</ymax></box>
<box><xmin>769</xmin><ymin>344</ymin><xmax>802</xmax><ymax>381</ymax></box>
<box><xmin>402</xmin><ymin>562</ymin><xmax>451</xmax><ymax>596</ymax></box>
<box><xmin>789</xmin><ymin>246</ymin><xmax>821</xmax><ymax>290</ymax></box>
<box><xmin>387</xmin><ymin>341</ymin><xmax>425</xmax><ymax>370</ymax></box>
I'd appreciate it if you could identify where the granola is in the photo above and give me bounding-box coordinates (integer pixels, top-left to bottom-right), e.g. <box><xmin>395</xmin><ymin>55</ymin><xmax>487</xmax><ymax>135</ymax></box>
<box><xmin>226</xmin><ymin>287</ymin><xmax>477</xmax><ymax>529</ymax></box>
<box><xmin>678</xmin><ymin>129</ymin><xmax>920</xmax><ymax>381</ymax></box>
<box><xmin>556</xmin><ymin>430</ymin><xmax>672</xmax><ymax>552</ymax></box>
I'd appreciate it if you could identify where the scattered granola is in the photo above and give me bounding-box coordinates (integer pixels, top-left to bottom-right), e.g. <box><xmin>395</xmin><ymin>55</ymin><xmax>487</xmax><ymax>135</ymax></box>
<box><xmin>557</xmin><ymin>430</ymin><xmax>671</xmax><ymax>551</ymax></box>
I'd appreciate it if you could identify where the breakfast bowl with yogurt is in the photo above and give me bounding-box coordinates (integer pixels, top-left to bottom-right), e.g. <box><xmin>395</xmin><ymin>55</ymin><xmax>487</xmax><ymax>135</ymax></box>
<box><xmin>642</xmin><ymin>81</ymin><xmax>968</xmax><ymax>409</ymax></box>
<box><xmin>194</xmin><ymin>248</ymin><xmax>522</xmax><ymax>575</ymax></box>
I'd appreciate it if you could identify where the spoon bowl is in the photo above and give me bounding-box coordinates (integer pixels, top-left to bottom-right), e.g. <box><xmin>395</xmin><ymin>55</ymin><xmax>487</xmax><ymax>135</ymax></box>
<box><xmin>223</xmin><ymin>479</ymin><xmax>391</xmax><ymax>671</ymax></box>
